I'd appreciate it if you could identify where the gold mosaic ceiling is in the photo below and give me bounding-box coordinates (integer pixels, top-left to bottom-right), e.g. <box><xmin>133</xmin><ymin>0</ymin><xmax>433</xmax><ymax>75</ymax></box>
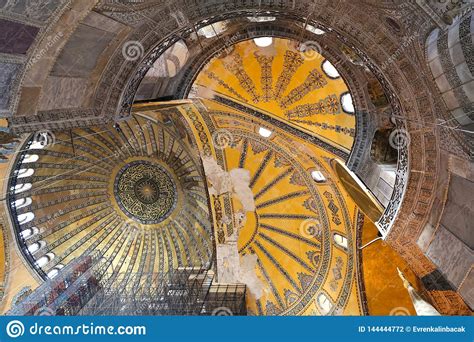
<box><xmin>8</xmin><ymin>37</ymin><xmax>364</xmax><ymax>316</ymax></box>
<box><xmin>9</xmin><ymin>99</ymin><xmax>365</xmax><ymax>315</ymax></box>
<box><xmin>176</xmin><ymin>99</ymin><xmax>364</xmax><ymax>315</ymax></box>
<box><xmin>192</xmin><ymin>37</ymin><xmax>356</xmax><ymax>153</ymax></box>
<box><xmin>9</xmin><ymin>114</ymin><xmax>213</xmax><ymax>278</ymax></box>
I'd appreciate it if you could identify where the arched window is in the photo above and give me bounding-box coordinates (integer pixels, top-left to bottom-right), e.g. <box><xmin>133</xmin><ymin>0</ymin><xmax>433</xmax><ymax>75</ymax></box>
<box><xmin>14</xmin><ymin>197</ymin><xmax>32</xmax><ymax>209</ymax></box>
<box><xmin>47</xmin><ymin>264</ymin><xmax>64</xmax><ymax>279</ymax></box>
<box><xmin>258</xmin><ymin>127</ymin><xmax>272</xmax><ymax>138</ymax></box>
<box><xmin>20</xmin><ymin>227</ymin><xmax>39</xmax><ymax>240</ymax></box>
<box><xmin>253</xmin><ymin>37</ymin><xmax>273</xmax><ymax>47</ymax></box>
<box><xmin>17</xmin><ymin>212</ymin><xmax>34</xmax><ymax>225</ymax></box>
<box><xmin>47</xmin><ymin>268</ymin><xmax>59</xmax><ymax>279</ymax></box>
<box><xmin>310</xmin><ymin>170</ymin><xmax>326</xmax><ymax>183</ymax></box>
<box><xmin>27</xmin><ymin>240</ymin><xmax>46</xmax><ymax>254</ymax></box>
<box><xmin>17</xmin><ymin>168</ymin><xmax>34</xmax><ymax>178</ymax></box>
<box><xmin>247</xmin><ymin>16</ymin><xmax>276</xmax><ymax>22</ymax></box>
<box><xmin>29</xmin><ymin>141</ymin><xmax>46</xmax><ymax>150</ymax></box>
<box><xmin>341</xmin><ymin>92</ymin><xmax>355</xmax><ymax>114</ymax></box>
<box><xmin>36</xmin><ymin>253</ymin><xmax>55</xmax><ymax>268</ymax></box>
<box><xmin>305</xmin><ymin>24</ymin><xmax>325</xmax><ymax>35</ymax></box>
<box><xmin>333</xmin><ymin>233</ymin><xmax>348</xmax><ymax>250</ymax></box>
<box><xmin>197</xmin><ymin>21</ymin><xmax>227</xmax><ymax>38</ymax></box>
<box><xmin>22</xmin><ymin>154</ymin><xmax>39</xmax><ymax>163</ymax></box>
<box><xmin>317</xmin><ymin>293</ymin><xmax>333</xmax><ymax>315</ymax></box>
<box><xmin>13</xmin><ymin>183</ymin><xmax>32</xmax><ymax>194</ymax></box>
<box><xmin>322</xmin><ymin>60</ymin><xmax>340</xmax><ymax>79</ymax></box>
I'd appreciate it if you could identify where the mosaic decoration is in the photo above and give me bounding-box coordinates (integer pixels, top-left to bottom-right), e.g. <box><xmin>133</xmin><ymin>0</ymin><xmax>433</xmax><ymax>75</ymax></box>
<box><xmin>114</xmin><ymin>161</ymin><xmax>177</xmax><ymax>224</ymax></box>
<box><xmin>8</xmin><ymin>114</ymin><xmax>212</xmax><ymax>280</ymax></box>
<box><xmin>274</xmin><ymin>50</ymin><xmax>304</xmax><ymax>98</ymax></box>
<box><xmin>285</xmin><ymin>94</ymin><xmax>341</xmax><ymax>119</ymax></box>
<box><xmin>323</xmin><ymin>191</ymin><xmax>342</xmax><ymax>226</ymax></box>
<box><xmin>193</xmin><ymin>38</ymin><xmax>355</xmax><ymax>152</ymax></box>
<box><xmin>254</xmin><ymin>53</ymin><xmax>274</xmax><ymax>102</ymax></box>
<box><xmin>180</xmin><ymin>100</ymin><xmax>359</xmax><ymax>316</ymax></box>
<box><xmin>204</xmin><ymin>70</ymin><xmax>248</xmax><ymax>103</ymax></box>
<box><xmin>222</xmin><ymin>54</ymin><xmax>261</xmax><ymax>103</ymax></box>
<box><xmin>279</xmin><ymin>70</ymin><xmax>328</xmax><ymax>109</ymax></box>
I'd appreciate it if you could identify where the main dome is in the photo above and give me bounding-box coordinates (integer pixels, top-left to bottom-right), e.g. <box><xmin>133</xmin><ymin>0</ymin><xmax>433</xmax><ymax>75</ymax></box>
<box><xmin>8</xmin><ymin>113</ymin><xmax>213</xmax><ymax>279</ymax></box>
<box><xmin>114</xmin><ymin>160</ymin><xmax>177</xmax><ymax>224</ymax></box>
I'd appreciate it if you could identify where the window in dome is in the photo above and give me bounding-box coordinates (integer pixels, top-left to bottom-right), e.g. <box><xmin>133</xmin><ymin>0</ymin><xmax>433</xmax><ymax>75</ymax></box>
<box><xmin>305</xmin><ymin>24</ymin><xmax>325</xmax><ymax>35</ymax></box>
<box><xmin>47</xmin><ymin>264</ymin><xmax>64</xmax><ymax>279</ymax></box>
<box><xmin>317</xmin><ymin>293</ymin><xmax>333</xmax><ymax>315</ymax></box>
<box><xmin>17</xmin><ymin>168</ymin><xmax>34</xmax><ymax>178</ymax></box>
<box><xmin>14</xmin><ymin>197</ymin><xmax>32</xmax><ymax>209</ymax></box>
<box><xmin>258</xmin><ymin>127</ymin><xmax>273</xmax><ymax>138</ymax></box>
<box><xmin>28</xmin><ymin>240</ymin><xmax>46</xmax><ymax>254</ymax></box>
<box><xmin>20</xmin><ymin>227</ymin><xmax>39</xmax><ymax>240</ymax></box>
<box><xmin>36</xmin><ymin>253</ymin><xmax>55</xmax><ymax>268</ymax></box>
<box><xmin>197</xmin><ymin>22</ymin><xmax>227</xmax><ymax>38</ymax></box>
<box><xmin>29</xmin><ymin>140</ymin><xmax>46</xmax><ymax>149</ymax></box>
<box><xmin>310</xmin><ymin>170</ymin><xmax>326</xmax><ymax>183</ymax></box>
<box><xmin>47</xmin><ymin>268</ymin><xmax>59</xmax><ymax>279</ymax></box>
<box><xmin>253</xmin><ymin>37</ymin><xmax>273</xmax><ymax>47</ymax></box>
<box><xmin>22</xmin><ymin>154</ymin><xmax>39</xmax><ymax>163</ymax></box>
<box><xmin>17</xmin><ymin>212</ymin><xmax>34</xmax><ymax>225</ymax></box>
<box><xmin>333</xmin><ymin>233</ymin><xmax>348</xmax><ymax>250</ymax></box>
<box><xmin>341</xmin><ymin>92</ymin><xmax>355</xmax><ymax>114</ymax></box>
<box><xmin>247</xmin><ymin>16</ymin><xmax>276</xmax><ymax>22</ymax></box>
<box><xmin>322</xmin><ymin>60</ymin><xmax>340</xmax><ymax>79</ymax></box>
<box><xmin>13</xmin><ymin>183</ymin><xmax>32</xmax><ymax>194</ymax></box>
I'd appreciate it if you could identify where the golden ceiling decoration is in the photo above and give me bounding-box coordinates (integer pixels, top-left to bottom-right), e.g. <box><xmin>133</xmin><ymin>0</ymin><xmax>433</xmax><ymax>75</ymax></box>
<box><xmin>8</xmin><ymin>114</ymin><xmax>212</xmax><ymax>278</ymax></box>
<box><xmin>192</xmin><ymin>38</ymin><xmax>356</xmax><ymax>152</ymax></box>
<box><xmin>177</xmin><ymin>99</ymin><xmax>364</xmax><ymax>316</ymax></box>
<box><xmin>114</xmin><ymin>161</ymin><xmax>178</xmax><ymax>224</ymax></box>
<box><xmin>8</xmin><ymin>99</ymin><xmax>365</xmax><ymax>316</ymax></box>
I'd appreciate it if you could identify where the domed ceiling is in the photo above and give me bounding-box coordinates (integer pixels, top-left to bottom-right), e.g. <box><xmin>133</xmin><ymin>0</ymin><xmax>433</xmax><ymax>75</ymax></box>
<box><xmin>5</xmin><ymin>29</ymin><xmax>418</xmax><ymax>317</ymax></box>
<box><xmin>175</xmin><ymin>99</ymin><xmax>364</xmax><ymax>316</ymax></box>
<box><xmin>191</xmin><ymin>37</ymin><xmax>356</xmax><ymax>153</ymax></box>
<box><xmin>8</xmin><ymin>98</ymin><xmax>365</xmax><ymax>315</ymax></box>
<box><xmin>0</xmin><ymin>0</ymin><xmax>471</xmax><ymax>317</ymax></box>
<box><xmin>8</xmin><ymin>113</ymin><xmax>213</xmax><ymax>279</ymax></box>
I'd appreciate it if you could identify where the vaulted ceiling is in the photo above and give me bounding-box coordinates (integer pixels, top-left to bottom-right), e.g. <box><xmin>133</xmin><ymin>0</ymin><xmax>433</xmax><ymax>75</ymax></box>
<box><xmin>0</xmin><ymin>0</ymin><xmax>471</xmax><ymax>315</ymax></box>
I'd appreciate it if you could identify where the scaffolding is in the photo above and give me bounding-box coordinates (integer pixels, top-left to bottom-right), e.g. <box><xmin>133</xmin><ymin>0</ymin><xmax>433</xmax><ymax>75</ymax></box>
<box><xmin>8</xmin><ymin>253</ymin><xmax>105</xmax><ymax>316</ymax></box>
<box><xmin>9</xmin><ymin>260</ymin><xmax>247</xmax><ymax>316</ymax></box>
<box><xmin>79</xmin><ymin>268</ymin><xmax>247</xmax><ymax>316</ymax></box>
